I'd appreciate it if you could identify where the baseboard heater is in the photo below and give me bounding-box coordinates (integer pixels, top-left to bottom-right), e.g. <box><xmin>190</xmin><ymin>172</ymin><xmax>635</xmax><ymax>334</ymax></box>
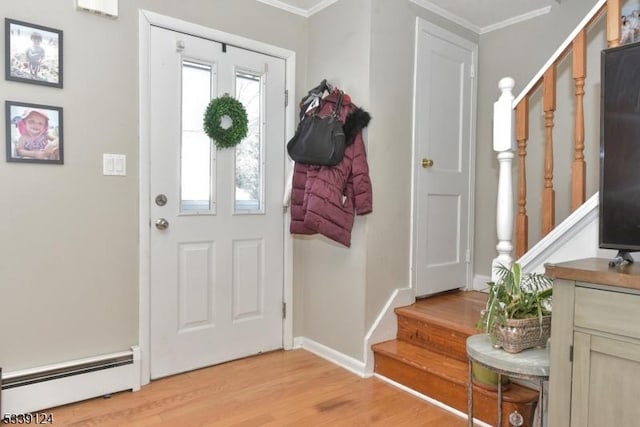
<box><xmin>1</xmin><ymin>346</ymin><xmax>140</xmax><ymax>416</ymax></box>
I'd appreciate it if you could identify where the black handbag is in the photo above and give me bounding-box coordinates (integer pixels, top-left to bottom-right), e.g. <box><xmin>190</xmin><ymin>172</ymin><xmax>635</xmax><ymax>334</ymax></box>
<box><xmin>287</xmin><ymin>91</ymin><xmax>345</xmax><ymax>166</ymax></box>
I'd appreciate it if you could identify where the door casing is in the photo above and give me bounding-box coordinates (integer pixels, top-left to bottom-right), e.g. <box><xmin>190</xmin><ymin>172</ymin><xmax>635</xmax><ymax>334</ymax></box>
<box><xmin>138</xmin><ymin>9</ymin><xmax>296</xmax><ymax>386</ymax></box>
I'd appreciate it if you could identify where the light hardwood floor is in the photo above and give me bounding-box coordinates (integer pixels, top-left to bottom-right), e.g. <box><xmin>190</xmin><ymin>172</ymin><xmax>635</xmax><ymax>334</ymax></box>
<box><xmin>47</xmin><ymin>349</ymin><xmax>469</xmax><ymax>426</ymax></box>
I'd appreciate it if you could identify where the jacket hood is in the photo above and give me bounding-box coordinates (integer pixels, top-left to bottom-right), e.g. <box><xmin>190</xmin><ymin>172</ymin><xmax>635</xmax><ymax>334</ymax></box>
<box><xmin>344</xmin><ymin>107</ymin><xmax>371</xmax><ymax>145</ymax></box>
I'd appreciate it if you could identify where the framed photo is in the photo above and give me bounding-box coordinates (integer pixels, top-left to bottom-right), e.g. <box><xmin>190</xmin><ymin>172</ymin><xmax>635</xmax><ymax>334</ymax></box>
<box><xmin>5</xmin><ymin>18</ymin><xmax>63</xmax><ymax>88</ymax></box>
<box><xmin>5</xmin><ymin>101</ymin><xmax>63</xmax><ymax>164</ymax></box>
<box><xmin>622</xmin><ymin>3</ymin><xmax>640</xmax><ymax>45</ymax></box>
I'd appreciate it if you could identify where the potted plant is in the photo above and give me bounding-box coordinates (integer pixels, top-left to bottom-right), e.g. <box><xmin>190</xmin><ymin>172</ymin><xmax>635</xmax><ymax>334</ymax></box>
<box><xmin>478</xmin><ymin>262</ymin><xmax>553</xmax><ymax>353</ymax></box>
<box><xmin>471</xmin><ymin>359</ymin><xmax>511</xmax><ymax>391</ymax></box>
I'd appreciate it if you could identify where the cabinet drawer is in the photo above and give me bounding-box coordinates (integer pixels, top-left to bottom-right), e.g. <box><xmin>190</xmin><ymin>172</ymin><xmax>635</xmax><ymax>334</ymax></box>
<box><xmin>574</xmin><ymin>287</ymin><xmax>640</xmax><ymax>339</ymax></box>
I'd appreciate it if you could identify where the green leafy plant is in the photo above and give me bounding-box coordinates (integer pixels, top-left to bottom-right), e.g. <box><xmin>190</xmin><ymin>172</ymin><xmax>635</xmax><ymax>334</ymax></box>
<box><xmin>478</xmin><ymin>262</ymin><xmax>553</xmax><ymax>339</ymax></box>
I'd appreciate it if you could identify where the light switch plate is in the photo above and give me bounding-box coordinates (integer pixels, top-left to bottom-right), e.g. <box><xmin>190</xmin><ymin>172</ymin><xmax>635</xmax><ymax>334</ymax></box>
<box><xmin>103</xmin><ymin>153</ymin><xmax>126</xmax><ymax>176</ymax></box>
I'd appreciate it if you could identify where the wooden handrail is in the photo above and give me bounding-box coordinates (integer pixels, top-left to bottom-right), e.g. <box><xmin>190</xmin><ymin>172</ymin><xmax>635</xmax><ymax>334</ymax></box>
<box><xmin>512</xmin><ymin>0</ymin><xmax>608</xmax><ymax>107</ymax></box>
<box><xmin>493</xmin><ymin>0</ymin><xmax>621</xmax><ymax>270</ymax></box>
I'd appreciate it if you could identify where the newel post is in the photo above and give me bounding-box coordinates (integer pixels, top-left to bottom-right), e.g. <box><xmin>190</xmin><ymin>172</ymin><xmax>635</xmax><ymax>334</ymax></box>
<box><xmin>492</xmin><ymin>77</ymin><xmax>516</xmax><ymax>280</ymax></box>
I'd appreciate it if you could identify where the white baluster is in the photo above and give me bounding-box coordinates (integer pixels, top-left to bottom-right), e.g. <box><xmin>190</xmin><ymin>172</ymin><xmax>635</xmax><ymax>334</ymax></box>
<box><xmin>492</xmin><ymin>77</ymin><xmax>516</xmax><ymax>280</ymax></box>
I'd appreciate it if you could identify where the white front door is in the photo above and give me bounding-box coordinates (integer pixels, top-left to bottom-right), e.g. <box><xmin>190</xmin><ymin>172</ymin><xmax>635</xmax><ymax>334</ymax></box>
<box><xmin>413</xmin><ymin>19</ymin><xmax>477</xmax><ymax>297</ymax></box>
<box><xmin>149</xmin><ymin>26</ymin><xmax>286</xmax><ymax>379</ymax></box>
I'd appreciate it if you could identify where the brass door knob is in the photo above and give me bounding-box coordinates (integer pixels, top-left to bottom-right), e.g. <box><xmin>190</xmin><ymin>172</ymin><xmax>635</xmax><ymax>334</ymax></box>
<box><xmin>422</xmin><ymin>158</ymin><xmax>434</xmax><ymax>168</ymax></box>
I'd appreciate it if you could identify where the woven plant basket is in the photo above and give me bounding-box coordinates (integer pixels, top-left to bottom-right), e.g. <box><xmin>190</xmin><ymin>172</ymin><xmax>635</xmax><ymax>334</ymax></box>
<box><xmin>494</xmin><ymin>315</ymin><xmax>551</xmax><ymax>353</ymax></box>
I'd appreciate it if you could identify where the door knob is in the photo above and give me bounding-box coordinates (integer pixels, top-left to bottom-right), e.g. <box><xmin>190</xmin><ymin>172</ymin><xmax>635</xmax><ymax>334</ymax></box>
<box><xmin>155</xmin><ymin>218</ymin><xmax>169</xmax><ymax>230</ymax></box>
<box><xmin>422</xmin><ymin>158</ymin><xmax>434</xmax><ymax>168</ymax></box>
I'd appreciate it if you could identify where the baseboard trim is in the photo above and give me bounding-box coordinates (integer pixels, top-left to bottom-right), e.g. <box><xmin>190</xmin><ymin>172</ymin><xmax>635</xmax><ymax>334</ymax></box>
<box><xmin>473</xmin><ymin>274</ymin><xmax>491</xmax><ymax>291</ymax></box>
<box><xmin>293</xmin><ymin>337</ymin><xmax>368</xmax><ymax>378</ymax></box>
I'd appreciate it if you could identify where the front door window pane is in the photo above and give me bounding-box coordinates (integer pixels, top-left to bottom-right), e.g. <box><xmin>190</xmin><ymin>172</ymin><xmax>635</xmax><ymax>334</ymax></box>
<box><xmin>234</xmin><ymin>71</ymin><xmax>263</xmax><ymax>213</ymax></box>
<box><xmin>181</xmin><ymin>60</ymin><xmax>215</xmax><ymax>213</ymax></box>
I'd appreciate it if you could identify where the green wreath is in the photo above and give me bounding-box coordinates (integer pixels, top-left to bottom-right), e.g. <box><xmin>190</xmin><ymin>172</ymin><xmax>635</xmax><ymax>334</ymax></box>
<box><xmin>203</xmin><ymin>95</ymin><xmax>249</xmax><ymax>149</ymax></box>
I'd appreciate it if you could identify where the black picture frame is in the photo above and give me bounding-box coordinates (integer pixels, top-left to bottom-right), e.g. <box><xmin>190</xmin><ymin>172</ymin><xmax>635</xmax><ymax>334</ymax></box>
<box><xmin>5</xmin><ymin>100</ymin><xmax>64</xmax><ymax>164</ymax></box>
<box><xmin>5</xmin><ymin>18</ymin><xmax>63</xmax><ymax>88</ymax></box>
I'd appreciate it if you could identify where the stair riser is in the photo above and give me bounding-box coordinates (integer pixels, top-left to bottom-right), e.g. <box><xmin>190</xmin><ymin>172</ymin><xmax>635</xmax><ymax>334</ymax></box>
<box><xmin>396</xmin><ymin>315</ymin><xmax>470</xmax><ymax>362</ymax></box>
<box><xmin>375</xmin><ymin>352</ymin><xmax>537</xmax><ymax>427</ymax></box>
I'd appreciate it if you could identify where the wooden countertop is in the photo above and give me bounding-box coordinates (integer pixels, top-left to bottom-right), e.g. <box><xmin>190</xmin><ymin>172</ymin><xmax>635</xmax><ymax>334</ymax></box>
<box><xmin>545</xmin><ymin>258</ymin><xmax>640</xmax><ymax>291</ymax></box>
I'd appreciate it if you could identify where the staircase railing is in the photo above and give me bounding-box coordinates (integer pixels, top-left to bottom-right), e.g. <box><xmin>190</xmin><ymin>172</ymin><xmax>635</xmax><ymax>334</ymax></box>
<box><xmin>492</xmin><ymin>0</ymin><xmax>620</xmax><ymax>277</ymax></box>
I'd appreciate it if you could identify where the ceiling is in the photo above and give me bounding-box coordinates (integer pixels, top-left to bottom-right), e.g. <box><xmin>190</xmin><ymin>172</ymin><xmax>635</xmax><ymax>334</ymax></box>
<box><xmin>259</xmin><ymin>0</ymin><xmax>561</xmax><ymax>33</ymax></box>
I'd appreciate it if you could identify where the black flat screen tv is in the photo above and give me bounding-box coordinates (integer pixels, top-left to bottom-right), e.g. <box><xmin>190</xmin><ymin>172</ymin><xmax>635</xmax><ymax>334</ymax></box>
<box><xmin>600</xmin><ymin>41</ymin><xmax>640</xmax><ymax>266</ymax></box>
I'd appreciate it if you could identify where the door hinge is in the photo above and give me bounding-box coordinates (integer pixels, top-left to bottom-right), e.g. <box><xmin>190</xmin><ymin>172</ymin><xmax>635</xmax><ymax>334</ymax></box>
<box><xmin>569</xmin><ymin>344</ymin><xmax>573</xmax><ymax>362</ymax></box>
<box><xmin>285</xmin><ymin>90</ymin><xmax>289</xmax><ymax>107</ymax></box>
<box><xmin>465</xmin><ymin>249</ymin><xmax>471</xmax><ymax>263</ymax></box>
<box><xmin>282</xmin><ymin>302</ymin><xmax>287</xmax><ymax>319</ymax></box>
<box><xmin>470</xmin><ymin>64</ymin><xmax>476</xmax><ymax>79</ymax></box>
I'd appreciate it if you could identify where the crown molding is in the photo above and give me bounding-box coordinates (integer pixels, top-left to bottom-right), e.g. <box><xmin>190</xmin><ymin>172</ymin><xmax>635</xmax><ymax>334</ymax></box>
<box><xmin>409</xmin><ymin>0</ymin><xmax>480</xmax><ymax>33</ymax></box>
<box><xmin>307</xmin><ymin>0</ymin><xmax>339</xmax><ymax>16</ymax></box>
<box><xmin>480</xmin><ymin>6</ymin><xmax>552</xmax><ymax>34</ymax></box>
<box><xmin>256</xmin><ymin>0</ymin><xmax>308</xmax><ymax>17</ymax></box>
<box><xmin>256</xmin><ymin>0</ymin><xmax>339</xmax><ymax>18</ymax></box>
<box><xmin>409</xmin><ymin>0</ymin><xmax>552</xmax><ymax>35</ymax></box>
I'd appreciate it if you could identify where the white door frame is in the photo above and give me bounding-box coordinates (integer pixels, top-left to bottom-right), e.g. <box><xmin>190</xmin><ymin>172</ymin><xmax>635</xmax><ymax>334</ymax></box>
<box><xmin>138</xmin><ymin>9</ymin><xmax>296</xmax><ymax>386</ymax></box>
<box><xmin>410</xmin><ymin>17</ymin><xmax>477</xmax><ymax>295</ymax></box>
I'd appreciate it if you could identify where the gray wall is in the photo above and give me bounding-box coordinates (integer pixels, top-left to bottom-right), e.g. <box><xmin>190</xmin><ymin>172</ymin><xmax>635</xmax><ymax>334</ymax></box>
<box><xmin>0</xmin><ymin>0</ymin><xmax>605</xmax><ymax>373</ymax></box>
<box><xmin>365</xmin><ymin>0</ymin><xmax>478</xmax><ymax>327</ymax></box>
<box><xmin>0</xmin><ymin>0</ymin><xmax>307</xmax><ymax>371</ymax></box>
<box><xmin>475</xmin><ymin>0</ymin><xmax>603</xmax><ymax>276</ymax></box>
<box><xmin>298</xmin><ymin>0</ymin><xmax>371</xmax><ymax>360</ymax></box>
<box><xmin>296</xmin><ymin>0</ymin><xmax>479</xmax><ymax>361</ymax></box>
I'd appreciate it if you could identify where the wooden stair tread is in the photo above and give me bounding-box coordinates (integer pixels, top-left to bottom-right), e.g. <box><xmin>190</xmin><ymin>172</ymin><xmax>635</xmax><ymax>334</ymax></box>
<box><xmin>373</xmin><ymin>340</ymin><xmax>467</xmax><ymax>386</ymax></box>
<box><xmin>374</xmin><ymin>290</ymin><xmax>540</xmax><ymax>426</ymax></box>
<box><xmin>372</xmin><ymin>339</ymin><xmax>539</xmax><ymax>403</ymax></box>
<box><xmin>395</xmin><ymin>290</ymin><xmax>487</xmax><ymax>336</ymax></box>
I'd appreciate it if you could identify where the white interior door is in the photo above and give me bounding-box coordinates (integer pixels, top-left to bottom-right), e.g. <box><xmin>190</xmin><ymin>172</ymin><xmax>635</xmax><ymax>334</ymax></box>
<box><xmin>149</xmin><ymin>26</ymin><xmax>285</xmax><ymax>379</ymax></box>
<box><xmin>413</xmin><ymin>19</ymin><xmax>477</xmax><ymax>297</ymax></box>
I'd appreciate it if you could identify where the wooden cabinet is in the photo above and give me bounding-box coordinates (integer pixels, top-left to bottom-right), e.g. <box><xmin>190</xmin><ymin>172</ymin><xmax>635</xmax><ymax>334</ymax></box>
<box><xmin>546</xmin><ymin>258</ymin><xmax>640</xmax><ymax>427</ymax></box>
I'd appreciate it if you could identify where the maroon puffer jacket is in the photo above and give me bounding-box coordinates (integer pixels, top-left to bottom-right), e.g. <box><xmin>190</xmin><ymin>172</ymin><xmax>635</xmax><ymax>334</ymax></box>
<box><xmin>290</xmin><ymin>90</ymin><xmax>372</xmax><ymax>247</ymax></box>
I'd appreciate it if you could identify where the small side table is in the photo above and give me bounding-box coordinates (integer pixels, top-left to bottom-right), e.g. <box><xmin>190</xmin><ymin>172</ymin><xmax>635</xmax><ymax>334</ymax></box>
<box><xmin>466</xmin><ymin>334</ymin><xmax>549</xmax><ymax>427</ymax></box>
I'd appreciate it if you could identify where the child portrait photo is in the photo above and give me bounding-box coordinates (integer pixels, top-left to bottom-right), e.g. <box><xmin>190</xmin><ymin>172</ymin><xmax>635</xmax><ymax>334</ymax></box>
<box><xmin>622</xmin><ymin>2</ymin><xmax>640</xmax><ymax>45</ymax></box>
<box><xmin>5</xmin><ymin>101</ymin><xmax>64</xmax><ymax>164</ymax></box>
<box><xmin>5</xmin><ymin>18</ymin><xmax>63</xmax><ymax>88</ymax></box>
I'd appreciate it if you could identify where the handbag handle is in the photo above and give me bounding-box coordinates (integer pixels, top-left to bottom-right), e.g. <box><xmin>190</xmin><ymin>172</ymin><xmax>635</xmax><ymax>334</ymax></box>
<box><xmin>331</xmin><ymin>90</ymin><xmax>344</xmax><ymax>119</ymax></box>
<box><xmin>303</xmin><ymin>89</ymin><xmax>344</xmax><ymax>119</ymax></box>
